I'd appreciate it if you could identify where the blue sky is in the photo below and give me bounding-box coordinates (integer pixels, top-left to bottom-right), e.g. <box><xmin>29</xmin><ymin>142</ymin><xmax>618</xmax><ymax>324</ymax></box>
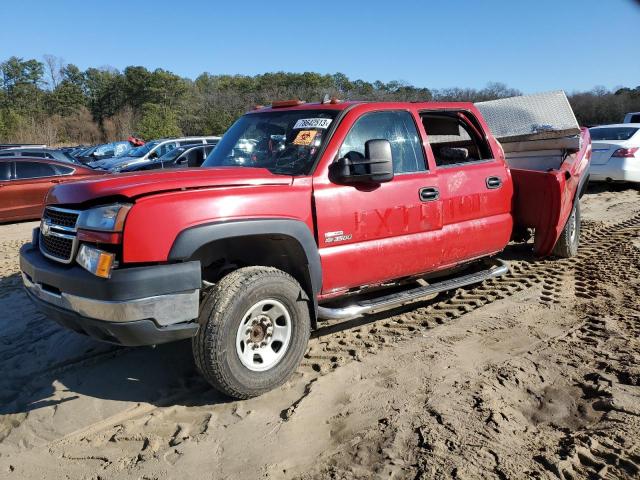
<box><xmin>1</xmin><ymin>0</ymin><xmax>639</xmax><ymax>93</ymax></box>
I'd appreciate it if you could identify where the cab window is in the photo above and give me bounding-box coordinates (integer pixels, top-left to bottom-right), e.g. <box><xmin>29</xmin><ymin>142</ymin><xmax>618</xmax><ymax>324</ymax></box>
<box><xmin>421</xmin><ymin>112</ymin><xmax>492</xmax><ymax>167</ymax></box>
<box><xmin>339</xmin><ymin>111</ymin><xmax>426</xmax><ymax>173</ymax></box>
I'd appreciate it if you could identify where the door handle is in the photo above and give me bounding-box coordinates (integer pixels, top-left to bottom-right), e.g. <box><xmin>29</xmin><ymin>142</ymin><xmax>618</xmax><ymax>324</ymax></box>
<box><xmin>50</xmin><ymin>179</ymin><xmax>62</xmax><ymax>184</ymax></box>
<box><xmin>419</xmin><ymin>187</ymin><xmax>440</xmax><ymax>202</ymax></box>
<box><xmin>486</xmin><ymin>176</ymin><xmax>502</xmax><ymax>189</ymax></box>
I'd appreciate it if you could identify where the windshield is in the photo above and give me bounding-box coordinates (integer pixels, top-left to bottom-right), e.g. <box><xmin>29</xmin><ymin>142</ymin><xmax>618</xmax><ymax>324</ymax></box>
<box><xmin>203</xmin><ymin>110</ymin><xmax>338</xmax><ymax>175</ymax></box>
<box><xmin>126</xmin><ymin>141</ymin><xmax>159</xmax><ymax>157</ymax></box>
<box><xmin>590</xmin><ymin>127</ymin><xmax>639</xmax><ymax>141</ymax></box>
<box><xmin>159</xmin><ymin>146</ymin><xmax>187</xmax><ymax>162</ymax></box>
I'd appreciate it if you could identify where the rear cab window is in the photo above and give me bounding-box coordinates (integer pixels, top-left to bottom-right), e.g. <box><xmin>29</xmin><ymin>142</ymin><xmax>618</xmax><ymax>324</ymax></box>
<box><xmin>421</xmin><ymin>111</ymin><xmax>493</xmax><ymax>167</ymax></box>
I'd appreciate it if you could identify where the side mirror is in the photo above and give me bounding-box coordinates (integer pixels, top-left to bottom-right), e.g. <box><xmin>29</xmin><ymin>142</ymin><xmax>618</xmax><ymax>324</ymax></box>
<box><xmin>329</xmin><ymin>139</ymin><xmax>394</xmax><ymax>185</ymax></box>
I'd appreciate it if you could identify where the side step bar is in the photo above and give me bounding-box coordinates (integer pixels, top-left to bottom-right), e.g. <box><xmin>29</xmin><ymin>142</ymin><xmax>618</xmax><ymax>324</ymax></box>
<box><xmin>317</xmin><ymin>259</ymin><xmax>509</xmax><ymax>321</ymax></box>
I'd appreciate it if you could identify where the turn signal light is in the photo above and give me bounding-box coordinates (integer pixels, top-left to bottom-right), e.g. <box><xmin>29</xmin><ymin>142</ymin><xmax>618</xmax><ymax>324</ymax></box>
<box><xmin>76</xmin><ymin>244</ymin><xmax>115</xmax><ymax>279</ymax></box>
<box><xmin>612</xmin><ymin>147</ymin><xmax>639</xmax><ymax>158</ymax></box>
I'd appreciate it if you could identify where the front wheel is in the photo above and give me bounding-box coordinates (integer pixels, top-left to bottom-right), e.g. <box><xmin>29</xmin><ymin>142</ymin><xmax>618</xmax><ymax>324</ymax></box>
<box><xmin>193</xmin><ymin>266</ymin><xmax>311</xmax><ymax>399</ymax></box>
<box><xmin>552</xmin><ymin>202</ymin><xmax>581</xmax><ymax>258</ymax></box>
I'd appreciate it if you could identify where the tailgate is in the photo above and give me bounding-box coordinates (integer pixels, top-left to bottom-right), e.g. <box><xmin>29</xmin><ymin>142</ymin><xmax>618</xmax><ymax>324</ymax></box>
<box><xmin>511</xmin><ymin>128</ymin><xmax>591</xmax><ymax>257</ymax></box>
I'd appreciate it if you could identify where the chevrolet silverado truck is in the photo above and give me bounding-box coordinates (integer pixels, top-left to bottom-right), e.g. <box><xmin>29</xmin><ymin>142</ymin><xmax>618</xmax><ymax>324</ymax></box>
<box><xmin>20</xmin><ymin>96</ymin><xmax>591</xmax><ymax>399</ymax></box>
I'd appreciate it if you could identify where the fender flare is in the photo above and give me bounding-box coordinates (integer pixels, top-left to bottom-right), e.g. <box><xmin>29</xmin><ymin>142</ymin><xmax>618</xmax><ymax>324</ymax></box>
<box><xmin>168</xmin><ymin>218</ymin><xmax>322</xmax><ymax>317</ymax></box>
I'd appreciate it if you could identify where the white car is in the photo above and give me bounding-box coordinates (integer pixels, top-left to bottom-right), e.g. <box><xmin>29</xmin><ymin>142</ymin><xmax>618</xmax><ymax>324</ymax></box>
<box><xmin>588</xmin><ymin>124</ymin><xmax>640</xmax><ymax>182</ymax></box>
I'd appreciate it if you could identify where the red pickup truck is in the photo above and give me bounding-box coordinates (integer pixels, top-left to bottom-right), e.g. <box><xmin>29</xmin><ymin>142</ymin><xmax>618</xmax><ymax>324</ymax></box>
<box><xmin>20</xmin><ymin>98</ymin><xmax>591</xmax><ymax>399</ymax></box>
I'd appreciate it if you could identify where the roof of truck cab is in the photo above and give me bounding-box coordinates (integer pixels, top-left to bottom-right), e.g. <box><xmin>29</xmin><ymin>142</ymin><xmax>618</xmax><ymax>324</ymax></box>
<box><xmin>248</xmin><ymin>100</ymin><xmax>477</xmax><ymax>114</ymax></box>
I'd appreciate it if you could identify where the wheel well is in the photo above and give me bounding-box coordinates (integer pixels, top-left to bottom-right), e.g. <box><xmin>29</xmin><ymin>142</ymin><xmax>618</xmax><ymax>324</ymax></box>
<box><xmin>191</xmin><ymin>234</ymin><xmax>317</xmax><ymax>327</ymax></box>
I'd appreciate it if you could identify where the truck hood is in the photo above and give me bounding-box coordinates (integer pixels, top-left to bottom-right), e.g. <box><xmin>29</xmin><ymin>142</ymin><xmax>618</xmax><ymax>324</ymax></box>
<box><xmin>47</xmin><ymin>167</ymin><xmax>293</xmax><ymax>205</ymax></box>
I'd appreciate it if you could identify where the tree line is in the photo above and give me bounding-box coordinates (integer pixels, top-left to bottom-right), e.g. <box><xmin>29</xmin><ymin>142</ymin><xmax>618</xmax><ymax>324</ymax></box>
<box><xmin>1</xmin><ymin>55</ymin><xmax>639</xmax><ymax>145</ymax></box>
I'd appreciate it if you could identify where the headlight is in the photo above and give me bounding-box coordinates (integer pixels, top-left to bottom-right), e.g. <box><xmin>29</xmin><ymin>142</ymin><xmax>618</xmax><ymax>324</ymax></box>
<box><xmin>77</xmin><ymin>204</ymin><xmax>132</xmax><ymax>232</ymax></box>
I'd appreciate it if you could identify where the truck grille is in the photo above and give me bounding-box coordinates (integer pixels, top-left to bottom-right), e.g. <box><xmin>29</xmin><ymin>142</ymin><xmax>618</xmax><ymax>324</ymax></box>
<box><xmin>43</xmin><ymin>208</ymin><xmax>79</xmax><ymax>228</ymax></box>
<box><xmin>41</xmin><ymin>234</ymin><xmax>75</xmax><ymax>261</ymax></box>
<box><xmin>39</xmin><ymin>207</ymin><xmax>81</xmax><ymax>264</ymax></box>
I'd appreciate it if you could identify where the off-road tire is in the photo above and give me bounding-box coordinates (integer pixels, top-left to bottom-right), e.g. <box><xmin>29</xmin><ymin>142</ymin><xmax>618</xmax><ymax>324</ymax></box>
<box><xmin>193</xmin><ymin>266</ymin><xmax>311</xmax><ymax>399</ymax></box>
<box><xmin>552</xmin><ymin>202</ymin><xmax>581</xmax><ymax>258</ymax></box>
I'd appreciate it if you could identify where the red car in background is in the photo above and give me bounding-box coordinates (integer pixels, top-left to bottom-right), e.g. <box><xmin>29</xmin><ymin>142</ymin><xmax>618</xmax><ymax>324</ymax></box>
<box><xmin>0</xmin><ymin>157</ymin><xmax>104</xmax><ymax>223</ymax></box>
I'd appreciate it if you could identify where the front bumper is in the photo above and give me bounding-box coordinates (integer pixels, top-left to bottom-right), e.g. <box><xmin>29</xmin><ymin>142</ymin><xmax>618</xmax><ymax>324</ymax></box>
<box><xmin>589</xmin><ymin>158</ymin><xmax>640</xmax><ymax>182</ymax></box>
<box><xmin>20</xmin><ymin>243</ymin><xmax>201</xmax><ymax>346</ymax></box>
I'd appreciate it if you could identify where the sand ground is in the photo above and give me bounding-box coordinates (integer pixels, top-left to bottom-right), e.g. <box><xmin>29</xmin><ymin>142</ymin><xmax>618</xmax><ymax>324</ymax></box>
<box><xmin>0</xmin><ymin>184</ymin><xmax>639</xmax><ymax>480</ymax></box>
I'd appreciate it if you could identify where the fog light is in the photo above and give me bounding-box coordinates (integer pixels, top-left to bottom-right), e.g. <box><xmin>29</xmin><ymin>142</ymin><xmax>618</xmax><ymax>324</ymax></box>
<box><xmin>77</xmin><ymin>244</ymin><xmax>115</xmax><ymax>279</ymax></box>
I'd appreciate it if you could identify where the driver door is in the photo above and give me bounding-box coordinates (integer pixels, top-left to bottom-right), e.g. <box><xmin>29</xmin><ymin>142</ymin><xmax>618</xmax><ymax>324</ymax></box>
<box><xmin>313</xmin><ymin>109</ymin><xmax>444</xmax><ymax>296</ymax></box>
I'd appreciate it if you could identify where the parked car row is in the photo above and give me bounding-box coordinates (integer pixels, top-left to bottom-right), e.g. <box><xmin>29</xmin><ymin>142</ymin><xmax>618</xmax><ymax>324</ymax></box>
<box><xmin>88</xmin><ymin>136</ymin><xmax>219</xmax><ymax>172</ymax></box>
<box><xmin>118</xmin><ymin>143</ymin><xmax>215</xmax><ymax>172</ymax></box>
<box><xmin>0</xmin><ymin>135</ymin><xmax>220</xmax><ymax>223</ymax></box>
<box><xmin>0</xmin><ymin>147</ymin><xmax>82</xmax><ymax>164</ymax></box>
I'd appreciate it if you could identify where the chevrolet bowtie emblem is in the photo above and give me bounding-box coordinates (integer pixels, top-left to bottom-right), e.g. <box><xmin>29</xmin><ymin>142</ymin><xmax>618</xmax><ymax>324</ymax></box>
<box><xmin>41</xmin><ymin>219</ymin><xmax>51</xmax><ymax>236</ymax></box>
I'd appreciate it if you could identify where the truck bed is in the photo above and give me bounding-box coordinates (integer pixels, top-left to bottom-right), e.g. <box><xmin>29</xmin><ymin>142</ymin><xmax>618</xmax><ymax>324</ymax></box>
<box><xmin>475</xmin><ymin>91</ymin><xmax>591</xmax><ymax>256</ymax></box>
<box><xmin>506</xmin><ymin>128</ymin><xmax>591</xmax><ymax>256</ymax></box>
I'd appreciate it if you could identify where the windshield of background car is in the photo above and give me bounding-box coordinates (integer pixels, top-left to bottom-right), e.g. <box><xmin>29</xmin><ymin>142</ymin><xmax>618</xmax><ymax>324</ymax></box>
<box><xmin>589</xmin><ymin>127</ymin><xmax>639</xmax><ymax>141</ymax></box>
<box><xmin>202</xmin><ymin>110</ymin><xmax>338</xmax><ymax>175</ymax></box>
<box><xmin>159</xmin><ymin>147</ymin><xmax>187</xmax><ymax>161</ymax></box>
<box><xmin>127</xmin><ymin>141</ymin><xmax>159</xmax><ymax>157</ymax></box>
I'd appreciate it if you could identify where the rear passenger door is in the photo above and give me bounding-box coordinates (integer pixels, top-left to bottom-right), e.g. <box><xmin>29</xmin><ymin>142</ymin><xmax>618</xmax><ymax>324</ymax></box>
<box><xmin>421</xmin><ymin>111</ymin><xmax>513</xmax><ymax>266</ymax></box>
<box><xmin>314</xmin><ymin>109</ymin><xmax>444</xmax><ymax>295</ymax></box>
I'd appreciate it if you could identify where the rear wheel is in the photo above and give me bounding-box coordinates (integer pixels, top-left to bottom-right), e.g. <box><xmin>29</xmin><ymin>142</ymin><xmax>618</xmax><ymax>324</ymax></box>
<box><xmin>193</xmin><ymin>266</ymin><xmax>311</xmax><ymax>399</ymax></box>
<box><xmin>552</xmin><ymin>202</ymin><xmax>580</xmax><ymax>258</ymax></box>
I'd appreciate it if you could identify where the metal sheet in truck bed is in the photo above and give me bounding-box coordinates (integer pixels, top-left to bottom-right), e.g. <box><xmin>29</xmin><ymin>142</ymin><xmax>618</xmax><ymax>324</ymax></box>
<box><xmin>476</xmin><ymin>91</ymin><xmax>580</xmax><ymax>143</ymax></box>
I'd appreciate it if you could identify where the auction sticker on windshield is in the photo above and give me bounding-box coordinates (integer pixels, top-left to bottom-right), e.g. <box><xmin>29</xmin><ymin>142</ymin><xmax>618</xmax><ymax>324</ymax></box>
<box><xmin>293</xmin><ymin>130</ymin><xmax>318</xmax><ymax>146</ymax></box>
<box><xmin>293</xmin><ymin>118</ymin><xmax>332</xmax><ymax>129</ymax></box>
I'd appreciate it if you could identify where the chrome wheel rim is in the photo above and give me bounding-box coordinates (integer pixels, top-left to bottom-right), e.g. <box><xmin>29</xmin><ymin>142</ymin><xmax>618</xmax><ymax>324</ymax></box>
<box><xmin>235</xmin><ymin>299</ymin><xmax>292</xmax><ymax>372</ymax></box>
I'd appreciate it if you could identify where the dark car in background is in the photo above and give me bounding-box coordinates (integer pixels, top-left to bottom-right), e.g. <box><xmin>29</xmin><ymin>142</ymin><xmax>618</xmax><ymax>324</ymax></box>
<box><xmin>118</xmin><ymin>144</ymin><xmax>216</xmax><ymax>172</ymax></box>
<box><xmin>92</xmin><ymin>137</ymin><xmax>220</xmax><ymax>172</ymax></box>
<box><xmin>73</xmin><ymin>141</ymin><xmax>133</xmax><ymax>164</ymax></box>
<box><xmin>0</xmin><ymin>157</ymin><xmax>104</xmax><ymax>223</ymax></box>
